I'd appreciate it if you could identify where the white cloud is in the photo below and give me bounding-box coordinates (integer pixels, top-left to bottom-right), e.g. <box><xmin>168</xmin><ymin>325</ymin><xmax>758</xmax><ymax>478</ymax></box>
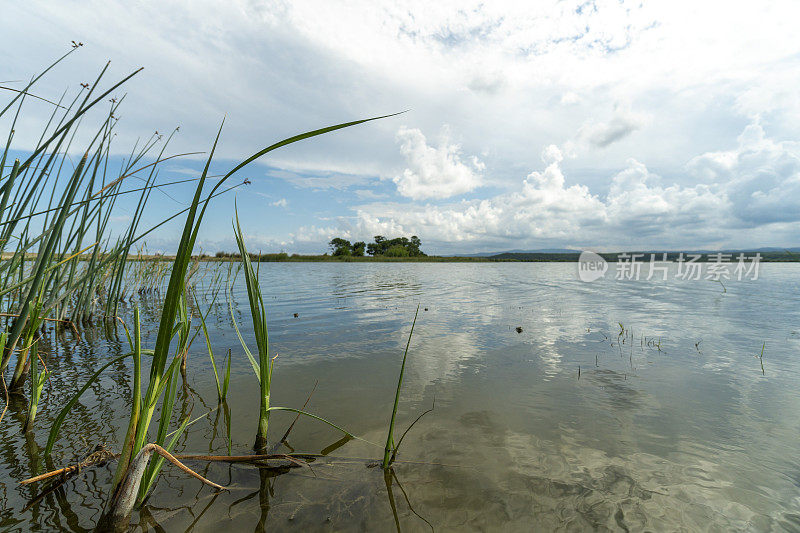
<box><xmin>605</xmin><ymin>159</ymin><xmax>728</xmax><ymax>240</ymax></box>
<box><xmin>355</xmin><ymin>155</ymin><xmax>604</xmax><ymax>247</ymax></box>
<box><xmin>254</xmin><ymin>192</ymin><xmax>289</xmax><ymax>207</ymax></box>
<box><xmin>353</xmin><ymin>188</ymin><xmax>387</xmax><ymax>200</ymax></box>
<box><xmin>688</xmin><ymin>123</ymin><xmax>800</xmax><ymax>226</ymax></box>
<box><xmin>4</xmin><ymin>1</ymin><xmax>800</xmax><ymax>253</ymax></box>
<box><xmin>268</xmin><ymin>169</ymin><xmax>376</xmax><ymax>191</ymax></box>
<box><xmin>467</xmin><ymin>69</ymin><xmax>506</xmax><ymax>95</ymax></box>
<box><xmin>393</xmin><ymin>126</ymin><xmax>484</xmax><ymax>200</ymax></box>
<box><xmin>577</xmin><ymin>106</ymin><xmax>648</xmax><ymax>148</ymax></box>
<box><xmin>189</xmin><ymin>122</ymin><xmax>800</xmax><ymax>254</ymax></box>
<box><xmin>560</xmin><ymin>92</ymin><xmax>581</xmax><ymax>106</ymax></box>
<box><xmin>291</xmin><ymin>225</ymin><xmax>350</xmax><ymax>243</ymax></box>
<box><xmin>350</xmin><ymin>123</ymin><xmax>799</xmax><ymax>252</ymax></box>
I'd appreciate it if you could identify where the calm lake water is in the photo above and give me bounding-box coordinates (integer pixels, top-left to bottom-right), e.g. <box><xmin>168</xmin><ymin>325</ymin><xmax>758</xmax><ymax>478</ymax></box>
<box><xmin>2</xmin><ymin>262</ymin><xmax>800</xmax><ymax>531</ymax></box>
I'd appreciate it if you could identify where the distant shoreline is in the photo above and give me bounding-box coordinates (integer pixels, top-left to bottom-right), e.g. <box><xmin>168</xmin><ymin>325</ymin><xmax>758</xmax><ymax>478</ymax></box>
<box><xmin>203</xmin><ymin>251</ymin><xmax>798</xmax><ymax>262</ymax></box>
<box><xmin>4</xmin><ymin>251</ymin><xmax>797</xmax><ymax>262</ymax></box>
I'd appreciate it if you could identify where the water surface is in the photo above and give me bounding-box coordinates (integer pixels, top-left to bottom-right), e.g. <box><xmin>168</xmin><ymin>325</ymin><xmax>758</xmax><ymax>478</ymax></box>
<box><xmin>2</xmin><ymin>262</ymin><xmax>799</xmax><ymax>531</ymax></box>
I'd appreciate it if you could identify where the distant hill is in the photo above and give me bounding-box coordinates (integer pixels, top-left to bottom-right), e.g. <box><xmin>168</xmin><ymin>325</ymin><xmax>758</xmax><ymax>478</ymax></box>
<box><xmin>461</xmin><ymin>247</ymin><xmax>800</xmax><ymax>258</ymax></box>
<box><xmin>748</xmin><ymin>247</ymin><xmax>800</xmax><ymax>253</ymax></box>
<box><xmin>457</xmin><ymin>248</ymin><xmax>579</xmax><ymax>257</ymax></box>
<box><xmin>488</xmin><ymin>248</ymin><xmax>800</xmax><ymax>262</ymax></box>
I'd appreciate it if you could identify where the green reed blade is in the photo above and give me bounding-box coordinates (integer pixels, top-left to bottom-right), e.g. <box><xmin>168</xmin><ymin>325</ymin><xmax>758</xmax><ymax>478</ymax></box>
<box><xmin>112</xmin><ymin>307</ymin><xmax>143</xmax><ymax>493</ymax></box>
<box><xmin>265</xmin><ymin>407</ymin><xmax>354</xmax><ymax>438</ymax></box>
<box><xmin>196</xmin><ymin>293</ymin><xmax>223</xmax><ymax>400</ymax></box>
<box><xmin>45</xmin><ymin>351</ymin><xmax>137</xmax><ymax>455</ymax></box>
<box><xmin>382</xmin><ymin>305</ymin><xmax>419</xmax><ymax>468</ymax></box>
<box><xmin>232</xmin><ymin>207</ymin><xmax>271</xmax><ymax>448</ymax></box>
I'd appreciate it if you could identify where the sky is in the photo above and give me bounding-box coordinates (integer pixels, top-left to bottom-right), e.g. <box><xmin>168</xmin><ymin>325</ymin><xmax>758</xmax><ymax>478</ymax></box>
<box><xmin>3</xmin><ymin>0</ymin><xmax>800</xmax><ymax>254</ymax></box>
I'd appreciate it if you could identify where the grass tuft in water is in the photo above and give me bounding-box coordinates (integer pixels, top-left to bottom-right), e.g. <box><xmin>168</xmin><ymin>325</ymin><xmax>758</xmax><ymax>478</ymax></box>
<box><xmin>232</xmin><ymin>207</ymin><xmax>273</xmax><ymax>450</ymax></box>
<box><xmin>231</xmin><ymin>208</ymin><xmax>357</xmax><ymax>451</ymax></box>
<box><xmin>8</xmin><ymin>50</ymin><xmax>401</xmax><ymax>521</ymax></box>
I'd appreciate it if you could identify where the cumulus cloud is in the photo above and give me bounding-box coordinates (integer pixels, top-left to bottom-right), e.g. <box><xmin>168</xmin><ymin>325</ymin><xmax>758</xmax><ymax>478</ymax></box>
<box><xmin>605</xmin><ymin>159</ymin><xmax>728</xmax><ymax>239</ymax></box>
<box><xmin>254</xmin><ymin>192</ymin><xmax>288</xmax><ymax>207</ymax></box>
<box><xmin>393</xmin><ymin>126</ymin><xmax>485</xmax><ymax>200</ymax></box>
<box><xmin>350</xmin><ymin>123</ymin><xmax>800</xmax><ymax>252</ymax></box>
<box><xmin>688</xmin><ymin>123</ymin><xmax>800</xmax><ymax>226</ymax></box>
<box><xmin>353</xmin><ymin>167</ymin><xmax>725</xmax><ymax>251</ymax></box>
<box><xmin>194</xmin><ymin>122</ymin><xmax>800</xmax><ymax>254</ymax></box>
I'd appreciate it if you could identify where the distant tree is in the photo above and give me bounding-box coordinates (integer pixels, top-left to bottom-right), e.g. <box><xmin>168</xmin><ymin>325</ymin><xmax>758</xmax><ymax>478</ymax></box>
<box><xmin>385</xmin><ymin>244</ymin><xmax>410</xmax><ymax>257</ymax></box>
<box><xmin>352</xmin><ymin>241</ymin><xmax>366</xmax><ymax>256</ymax></box>
<box><xmin>410</xmin><ymin>236</ymin><xmax>421</xmax><ymax>254</ymax></box>
<box><xmin>329</xmin><ymin>238</ymin><xmax>352</xmax><ymax>256</ymax></box>
<box><xmin>365</xmin><ymin>235</ymin><xmax>426</xmax><ymax>257</ymax></box>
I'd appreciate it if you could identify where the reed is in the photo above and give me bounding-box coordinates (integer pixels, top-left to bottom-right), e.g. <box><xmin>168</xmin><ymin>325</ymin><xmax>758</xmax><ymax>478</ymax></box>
<box><xmin>232</xmin><ymin>209</ymin><xmax>273</xmax><ymax>449</ymax></box>
<box><xmin>196</xmin><ymin>292</ymin><xmax>230</xmax><ymax>402</ymax></box>
<box><xmin>109</xmin><ymin>103</ymin><xmax>394</xmax><ymax>502</ymax></box>
<box><xmin>6</xmin><ymin>50</ymin><xmax>402</xmax><ymax>523</ymax></box>
<box><xmin>231</xmin><ymin>209</ymin><xmax>356</xmax><ymax>451</ymax></box>
<box><xmin>46</xmin><ymin>114</ymin><xmax>396</xmax><ymax>521</ymax></box>
<box><xmin>0</xmin><ymin>53</ymin><xmax>206</xmax><ymax>395</ymax></box>
<box><xmin>382</xmin><ymin>305</ymin><xmax>419</xmax><ymax>469</ymax></box>
<box><xmin>21</xmin><ymin>298</ymin><xmax>47</xmax><ymax>430</ymax></box>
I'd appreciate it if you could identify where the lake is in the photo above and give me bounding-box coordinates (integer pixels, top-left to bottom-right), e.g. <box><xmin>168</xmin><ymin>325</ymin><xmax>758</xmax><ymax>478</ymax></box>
<box><xmin>2</xmin><ymin>262</ymin><xmax>800</xmax><ymax>531</ymax></box>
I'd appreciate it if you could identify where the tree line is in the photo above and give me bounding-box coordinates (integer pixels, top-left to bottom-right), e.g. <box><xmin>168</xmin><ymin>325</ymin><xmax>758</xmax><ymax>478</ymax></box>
<box><xmin>329</xmin><ymin>235</ymin><xmax>426</xmax><ymax>257</ymax></box>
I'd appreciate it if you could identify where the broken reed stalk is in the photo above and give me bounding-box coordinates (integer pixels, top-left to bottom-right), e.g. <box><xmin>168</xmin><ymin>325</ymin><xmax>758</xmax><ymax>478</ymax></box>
<box><xmin>109</xmin><ymin>443</ymin><xmax>226</xmax><ymax>522</ymax></box>
<box><xmin>19</xmin><ymin>445</ymin><xmax>117</xmax><ymax>485</ymax></box>
<box><xmin>174</xmin><ymin>453</ymin><xmax>315</xmax><ymax>463</ymax></box>
<box><xmin>24</xmin><ymin>450</ymin><xmax>459</xmax><ymax>489</ymax></box>
<box><xmin>0</xmin><ymin>312</ymin><xmax>74</xmax><ymax>324</ymax></box>
<box><xmin>21</xmin><ymin>452</ymin><xmax>314</xmax><ymax>488</ymax></box>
